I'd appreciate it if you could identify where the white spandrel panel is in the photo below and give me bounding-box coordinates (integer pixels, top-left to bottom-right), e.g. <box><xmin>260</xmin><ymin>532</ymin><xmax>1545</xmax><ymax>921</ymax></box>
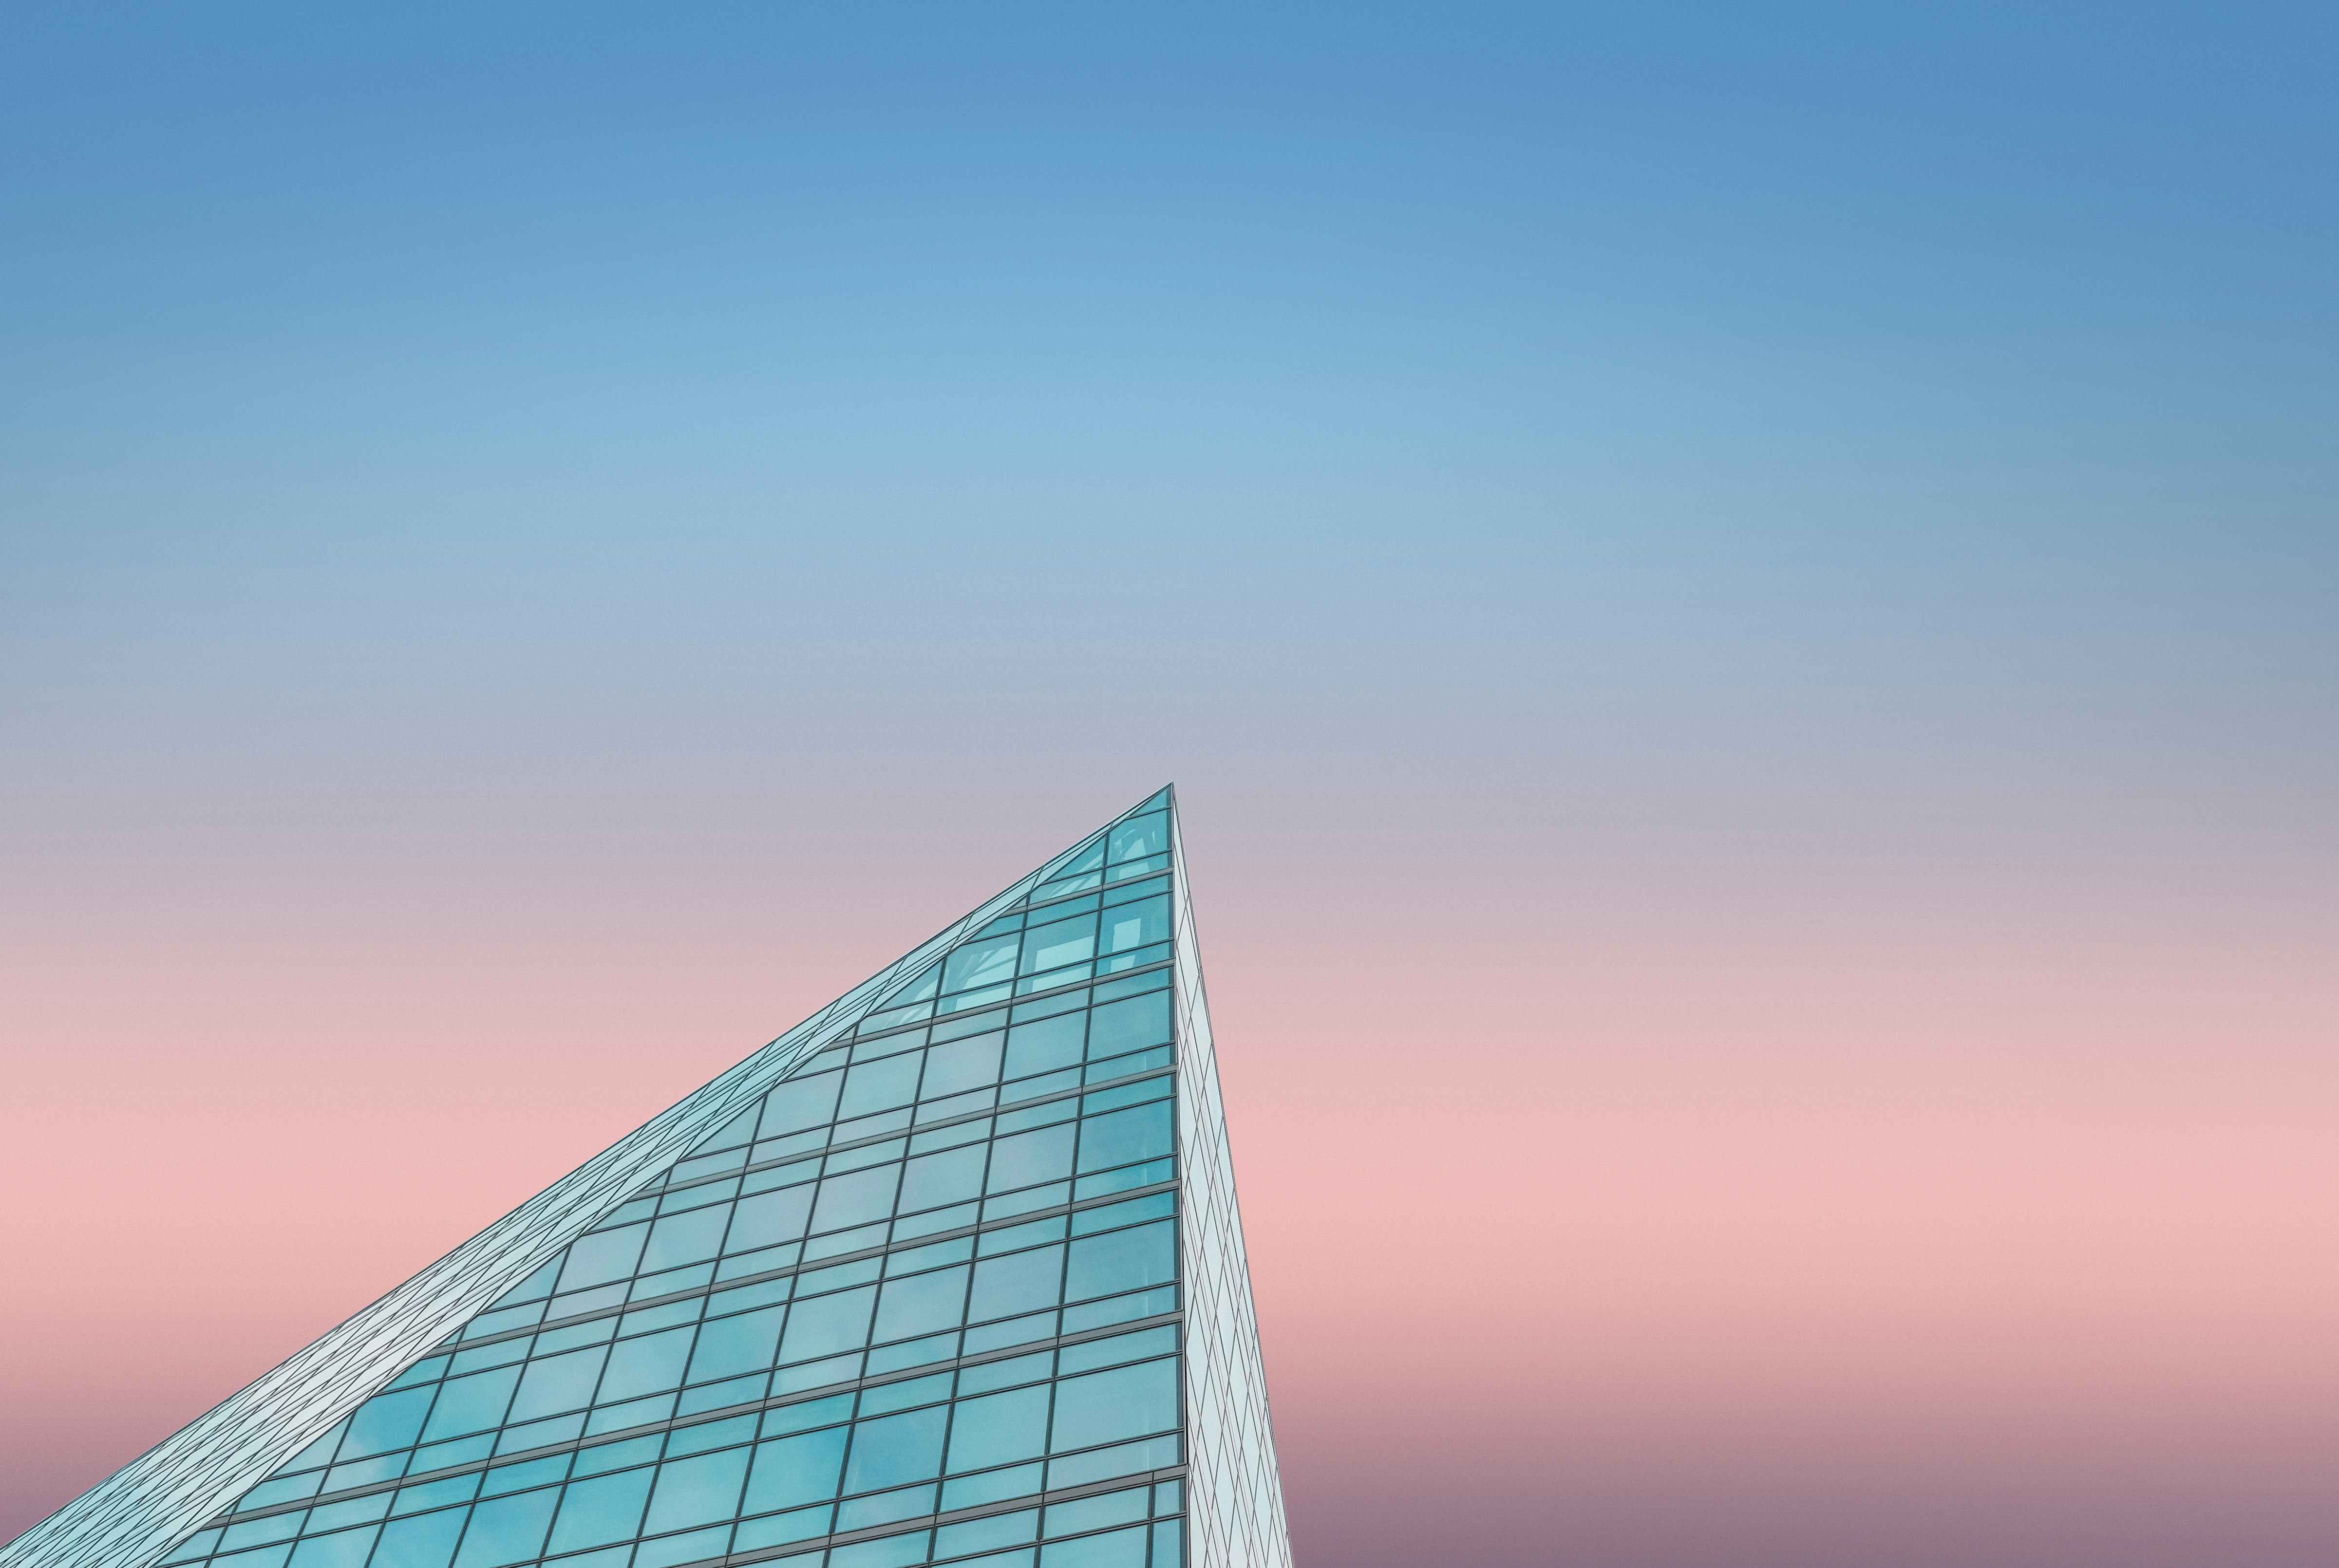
<box><xmin>1170</xmin><ymin>806</ymin><xmax>1294</xmax><ymax>1568</ymax></box>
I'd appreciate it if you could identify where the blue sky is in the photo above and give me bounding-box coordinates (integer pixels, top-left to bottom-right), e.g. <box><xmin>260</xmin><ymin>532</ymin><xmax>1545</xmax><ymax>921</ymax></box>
<box><xmin>3</xmin><ymin>10</ymin><xmax>2334</xmax><ymax>1563</ymax></box>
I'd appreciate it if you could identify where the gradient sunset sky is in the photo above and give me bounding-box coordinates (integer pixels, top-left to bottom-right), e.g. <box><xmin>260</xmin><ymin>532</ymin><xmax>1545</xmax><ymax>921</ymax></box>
<box><xmin>3</xmin><ymin>5</ymin><xmax>2335</xmax><ymax>1567</ymax></box>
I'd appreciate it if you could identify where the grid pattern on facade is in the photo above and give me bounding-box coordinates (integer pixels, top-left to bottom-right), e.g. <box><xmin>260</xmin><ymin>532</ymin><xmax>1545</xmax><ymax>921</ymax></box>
<box><xmin>3</xmin><ymin>789</ymin><xmax>1289</xmax><ymax>1568</ymax></box>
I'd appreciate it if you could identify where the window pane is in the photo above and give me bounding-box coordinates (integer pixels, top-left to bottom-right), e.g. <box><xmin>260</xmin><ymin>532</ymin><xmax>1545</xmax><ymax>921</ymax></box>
<box><xmin>1062</xmin><ymin>1222</ymin><xmax>1175</xmax><ymax>1304</ymax></box>
<box><xmin>1085</xmin><ymin>995</ymin><xmax>1169</xmax><ymax>1059</ymax></box>
<box><xmin>1074</xmin><ymin>1104</ymin><xmax>1172</xmax><ymax>1176</ymax></box>
<box><xmin>287</xmin><ymin>1528</ymin><xmax>377</xmax><ymax>1568</ymax></box>
<box><xmin>944</xmin><ymin>1385</ymin><xmax>1051</xmax><ymax>1475</ymax></box>
<box><xmin>899</xmin><ymin>1145</ymin><xmax>986</xmax><ymax>1213</ymax></box>
<box><xmin>778</xmin><ymin>1286</ymin><xmax>876</xmax><ymax>1364</ymax></box>
<box><xmin>968</xmin><ymin>1247</ymin><xmax>1063</xmax><ymax>1324</ymax></box>
<box><xmin>920</xmin><ymin>1035</ymin><xmax>1004</xmax><ymax>1099</ymax></box>
<box><xmin>337</xmin><ymin>1388</ymin><xmax>433</xmax><ymax>1460</ymax></box>
<box><xmin>724</xmin><ymin>1188</ymin><xmax>812</xmax><ymax>1254</ymax></box>
<box><xmin>507</xmin><ymin>1347</ymin><xmax>609</xmax><ymax>1424</ymax></box>
<box><xmin>419</xmin><ymin>1366</ymin><xmax>521</xmax><ymax>1443</ymax></box>
<box><xmin>369</xmin><ymin>1509</ymin><xmax>466</xmax><ymax>1568</ymax></box>
<box><xmin>985</xmin><ymin>1126</ymin><xmax>1075</xmax><ymax>1194</ymax></box>
<box><xmin>597</xmin><ymin>1327</ymin><xmax>695</xmax><ymax>1405</ymax></box>
<box><xmin>1048</xmin><ymin>1361</ymin><xmax>1177</xmax><ymax>1454</ymax></box>
<box><xmin>812</xmin><ymin>1165</ymin><xmax>902</xmax><ymax>1232</ymax></box>
<box><xmin>686</xmin><ymin>1306</ymin><xmax>784</xmax><ymax>1386</ymax></box>
<box><xmin>873</xmin><ymin>1266</ymin><xmax>969</xmax><ymax>1344</ymax></box>
<box><xmin>840</xmin><ymin>1056</ymin><xmax>923</xmax><ymax>1120</ymax></box>
<box><xmin>558</xmin><ymin>1225</ymin><xmax>651</xmax><ymax>1293</ymax></box>
<box><xmin>1019</xmin><ymin>915</ymin><xmax>1096</xmax><ymax>976</ymax></box>
<box><xmin>744</xmin><ymin>1426</ymin><xmax>849</xmax><ymax>1515</ymax></box>
<box><xmin>641</xmin><ymin>1208</ymin><xmax>730</xmax><ymax>1274</ymax></box>
<box><xmin>450</xmin><ymin>1489</ymin><xmax>558</xmax><ymax>1568</ymax></box>
<box><xmin>546</xmin><ymin>1469</ymin><xmax>654</xmax><ymax>1555</ymax></box>
<box><xmin>642</xmin><ymin>1447</ymin><xmax>752</xmax><ymax>1535</ymax></box>
<box><xmin>1106</xmin><ymin>814</ymin><xmax>1167</xmax><ymax>864</ymax></box>
<box><xmin>1002</xmin><ymin>1016</ymin><xmax>1084</xmax><ymax>1080</ymax></box>
<box><xmin>842</xmin><ymin>1406</ymin><xmax>948</xmax><ymax>1493</ymax></box>
<box><xmin>942</xmin><ymin>935</ymin><xmax>1019</xmax><ymax>996</ymax></box>
<box><xmin>762</xmin><ymin>1072</ymin><xmax>843</xmax><ymax>1136</ymax></box>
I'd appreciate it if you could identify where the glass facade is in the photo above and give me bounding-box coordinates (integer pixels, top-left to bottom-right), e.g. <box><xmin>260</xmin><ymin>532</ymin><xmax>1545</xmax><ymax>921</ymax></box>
<box><xmin>3</xmin><ymin>790</ymin><xmax>1289</xmax><ymax>1568</ymax></box>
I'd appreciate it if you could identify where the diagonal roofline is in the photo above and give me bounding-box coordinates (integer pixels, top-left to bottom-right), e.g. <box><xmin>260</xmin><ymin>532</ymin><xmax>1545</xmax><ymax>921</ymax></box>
<box><xmin>0</xmin><ymin>788</ymin><xmax>1177</xmax><ymax>1568</ymax></box>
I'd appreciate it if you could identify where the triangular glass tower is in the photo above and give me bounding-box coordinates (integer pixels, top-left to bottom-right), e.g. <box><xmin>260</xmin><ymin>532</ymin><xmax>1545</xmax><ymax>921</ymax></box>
<box><xmin>4</xmin><ymin>791</ymin><xmax>1291</xmax><ymax>1568</ymax></box>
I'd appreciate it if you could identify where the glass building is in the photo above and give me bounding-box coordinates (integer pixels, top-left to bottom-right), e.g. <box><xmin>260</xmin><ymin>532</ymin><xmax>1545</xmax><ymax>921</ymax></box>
<box><xmin>3</xmin><ymin>790</ymin><xmax>1291</xmax><ymax>1568</ymax></box>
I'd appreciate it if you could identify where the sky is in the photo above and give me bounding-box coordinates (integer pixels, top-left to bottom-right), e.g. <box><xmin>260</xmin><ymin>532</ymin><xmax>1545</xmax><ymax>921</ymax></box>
<box><xmin>2</xmin><ymin>4</ymin><xmax>2334</xmax><ymax>1566</ymax></box>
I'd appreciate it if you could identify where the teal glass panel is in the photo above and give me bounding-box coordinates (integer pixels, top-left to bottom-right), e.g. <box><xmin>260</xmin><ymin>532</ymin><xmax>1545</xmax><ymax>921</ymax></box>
<box><xmin>1041</xmin><ymin>1489</ymin><xmax>1146</xmax><ymax>1537</ymax></box>
<box><xmin>1057</xmin><ymin>1326</ymin><xmax>1175</xmax><ymax>1375</ymax></box>
<box><xmin>941</xmin><ymin>935</ymin><xmax>1019</xmax><ymax>997</ymax></box>
<box><xmin>1001</xmin><ymin>1016</ymin><xmax>1084</xmax><ymax>1079</ymax></box>
<box><xmin>597</xmin><ymin>1328</ymin><xmax>694</xmax><ymax>1405</ymax></box>
<box><xmin>557</xmin><ymin>1226</ymin><xmax>650</xmax><ymax>1293</ymax></box>
<box><xmin>984</xmin><ymin>1126</ymin><xmax>1074</xmax><ymax>1193</ymax></box>
<box><xmin>545</xmin><ymin>1468</ymin><xmax>653</xmax><ymax>1555</ymax></box>
<box><xmin>725</xmin><ymin>1188</ymin><xmax>812</xmax><ymax>1252</ymax></box>
<box><xmin>967</xmin><ymin>1247</ymin><xmax>1062</xmax><ymax>1323</ymax></box>
<box><xmin>842</xmin><ymin>1405</ymin><xmax>947</xmax><ymax>1493</ymax></box>
<box><xmin>1048</xmin><ymin>1361</ymin><xmax>1177</xmax><ymax>1453</ymax></box>
<box><xmin>872</xmin><ymin>1265</ymin><xmax>969</xmax><ymax>1343</ymax></box>
<box><xmin>944</xmin><ymin>1386</ymin><xmax>1050</xmax><ymax>1474</ymax></box>
<box><xmin>1037</xmin><ymin>1523</ymin><xmax>1146</xmax><ymax>1568</ymax></box>
<box><xmin>760</xmin><ymin>1394</ymin><xmax>853</xmax><ymax>1437</ymax></box>
<box><xmin>866</xmin><ymin>1332</ymin><xmax>958</xmax><ymax>1376</ymax></box>
<box><xmin>684</xmin><ymin>1306</ymin><xmax>782</xmax><ymax>1385</ymax></box>
<box><xmin>835</xmin><ymin>1483</ymin><xmax>934</xmax><ymax>1532</ymax></box>
<box><xmin>337</xmin><ymin>1387</ymin><xmax>433</xmax><ymax>1460</ymax></box>
<box><xmin>633</xmin><ymin>1524</ymin><xmax>730</xmax><ymax>1568</ymax></box>
<box><xmin>840</xmin><ymin>1056</ymin><xmax>923</xmax><ymax>1120</ymax></box>
<box><xmin>1071</xmin><ymin>1159</ymin><xmax>1171</xmax><ymax>1202</ymax></box>
<box><xmin>742</xmin><ymin>1425</ymin><xmax>848</xmax><ymax>1515</ymax></box>
<box><xmin>1106</xmin><ymin>814</ymin><xmax>1167</xmax><ymax>863</ymax></box>
<box><xmin>732</xmin><ymin>1505</ymin><xmax>832</xmax><ymax>1552</ymax></box>
<box><xmin>307</xmin><ymin>1497</ymin><xmax>392</xmax><ymax>1533</ymax></box>
<box><xmin>1043</xmin><ymin>1436</ymin><xmax>1178</xmax><ymax>1492</ymax></box>
<box><xmin>1019</xmin><ymin>915</ymin><xmax>1096</xmax><ymax>976</ymax></box>
<box><xmin>214</xmin><ymin>1546</ymin><xmax>292</xmax><ymax>1568</ymax></box>
<box><xmin>811</xmin><ymin>1165</ymin><xmax>901</xmax><ymax>1232</ymax></box>
<box><xmin>388</xmin><ymin>1476</ymin><xmax>479</xmax><ymax>1514</ymax></box>
<box><xmin>762</xmin><ymin>1072</ymin><xmax>844</xmax><ymax>1137</ymax></box>
<box><xmin>221</xmin><ymin>1517</ymin><xmax>302</xmax><ymax>1552</ymax></box>
<box><xmin>641</xmin><ymin>1209</ymin><xmax>729</xmax><ymax>1273</ymax></box>
<box><xmin>936</xmin><ymin>1510</ymin><xmax>1037</xmax><ymax>1557</ymax></box>
<box><xmin>234</xmin><ymin>1476</ymin><xmax>321</xmax><ymax>1512</ymax></box>
<box><xmin>421</xmin><ymin>1365</ymin><xmax>522</xmax><ymax>1444</ymax></box>
<box><xmin>369</xmin><ymin>1509</ymin><xmax>467</xmax><ymax>1568</ymax></box>
<box><xmin>777</xmin><ymin>1285</ymin><xmax>874</xmax><ymax>1363</ymax></box>
<box><xmin>508</xmin><ymin>1347</ymin><xmax>608</xmax><ymax>1424</ymax></box>
<box><xmin>830</xmin><ymin>1531</ymin><xmax>929</xmax><ymax>1568</ymax></box>
<box><xmin>938</xmin><ymin>1464</ymin><xmax>1042</xmax><ymax>1513</ymax></box>
<box><xmin>955</xmin><ymin>1351</ymin><xmax>1050</xmax><ymax>1395</ymax></box>
<box><xmin>449</xmin><ymin>1487</ymin><xmax>559</xmax><ymax>1568</ymax></box>
<box><xmin>572</xmin><ymin>1437</ymin><xmax>662</xmax><ymax>1478</ymax></box>
<box><xmin>1084</xmin><ymin>995</ymin><xmax>1168</xmax><ymax>1058</ymax></box>
<box><xmin>920</xmin><ymin>1035</ymin><xmax>1004</xmax><ymax>1098</ymax></box>
<box><xmin>641</xmin><ymin>1447</ymin><xmax>751</xmax><ymax>1535</ymax></box>
<box><xmin>1073</xmin><ymin>1104</ymin><xmax>1171</xmax><ymax>1176</ymax></box>
<box><xmin>1063</xmin><ymin>1221</ymin><xmax>1174</xmax><ymax>1303</ymax></box>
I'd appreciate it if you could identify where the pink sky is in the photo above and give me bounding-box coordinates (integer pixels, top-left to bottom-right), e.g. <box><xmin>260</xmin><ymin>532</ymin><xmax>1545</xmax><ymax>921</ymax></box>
<box><xmin>4</xmin><ymin>784</ymin><xmax>2332</xmax><ymax>1567</ymax></box>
